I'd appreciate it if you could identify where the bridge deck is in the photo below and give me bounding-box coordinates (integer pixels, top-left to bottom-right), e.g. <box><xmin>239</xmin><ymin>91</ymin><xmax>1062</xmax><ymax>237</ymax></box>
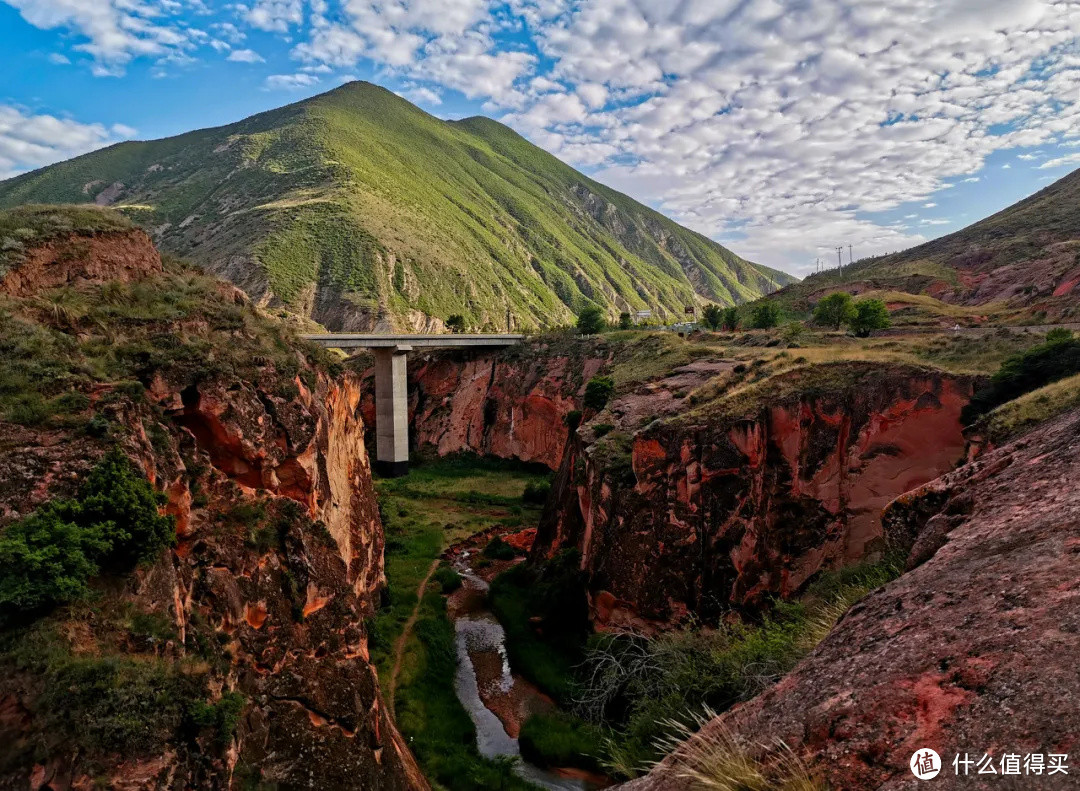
<box><xmin>302</xmin><ymin>333</ymin><xmax>524</xmax><ymax>349</ymax></box>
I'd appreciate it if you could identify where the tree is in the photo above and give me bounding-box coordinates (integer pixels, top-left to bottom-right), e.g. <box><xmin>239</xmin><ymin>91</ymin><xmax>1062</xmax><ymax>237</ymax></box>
<box><xmin>577</xmin><ymin>305</ymin><xmax>606</xmax><ymax>335</ymax></box>
<box><xmin>1046</xmin><ymin>327</ymin><xmax>1073</xmax><ymax>344</ymax></box>
<box><xmin>749</xmin><ymin>302</ymin><xmax>781</xmax><ymax>329</ymax></box>
<box><xmin>583</xmin><ymin>375</ymin><xmax>615</xmax><ymax>411</ymax></box>
<box><xmin>618</xmin><ymin>312</ymin><xmax>633</xmax><ymax>330</ymax></box>
<box><xmin>721</xmin><ymin>307</ymin><xmax>740</xmax><ymax>331</ymax></box>
<box><xmin>813</xmin><ymin>292</ymin><xmax>857</xmax><ymax>330</ymax></box>
<box><xmin>850</xmin><ymin>299</ymin><xmax>891</xmax><ymax>337</ymax></box>
<box><xmin>701</xmin><ymin>305</ymin><xmax>723</xmax><ymax>330</ymax></box>
<box><xmin>446</xmin><ymin>314</ymin><xmax>466</xmax><ymax>334</ymax></box>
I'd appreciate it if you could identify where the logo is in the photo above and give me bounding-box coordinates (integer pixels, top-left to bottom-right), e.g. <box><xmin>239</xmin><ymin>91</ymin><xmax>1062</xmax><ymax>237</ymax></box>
<box><xmin>911</xmin><ymin>749</ymin><xmax>941</xmax><ymax>780</ymax></box>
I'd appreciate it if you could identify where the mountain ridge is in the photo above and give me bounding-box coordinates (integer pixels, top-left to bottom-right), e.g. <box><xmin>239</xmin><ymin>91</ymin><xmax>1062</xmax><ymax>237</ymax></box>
<box><xmin>0</xmin><ymin>81</ymin><xmax>795</xmax><ymax>331</ymax></box>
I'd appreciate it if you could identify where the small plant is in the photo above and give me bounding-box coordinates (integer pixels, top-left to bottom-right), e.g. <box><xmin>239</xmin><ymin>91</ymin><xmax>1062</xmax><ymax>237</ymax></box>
<box><xmin>522</xmin><ymin>480</ymin><xmax>552</xmax><ymax>505</ymax></box>
<box><xmin>446</xmin><ymin>314</ymin><xmax>466</xmax><ymax>333</ymax></box>
<box><xmin>564</xmin><ymin>409</ymin><xmax>583</xmax><ymax>431</ymax></box>
<box><xmin>482</xmin><ymin>536</ymin><xmax>518</xmax><ymax>560</ymax></box>
<box><xmin>593</xmin><ymin>422</ymin><xmax>615</xmax><ymax>437</ymax></box>
<box><xmin>584</xmin><ymin>375</ymin><xmax>615</xmax><ymax>411</ymax></box>
<box><xmin>619</xmin><ymin>312</ymin><xmax>634</xmax><ymax>330</ymax></box>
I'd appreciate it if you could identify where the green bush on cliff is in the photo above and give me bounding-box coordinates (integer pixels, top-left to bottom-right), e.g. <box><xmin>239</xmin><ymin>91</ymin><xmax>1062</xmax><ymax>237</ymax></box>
<box><xmin>962</xmin><ymin>334</ymin><xmax>1080</xmax><ymax>424</ymax></box>
<box><xmin>583</xmin><ymin>375</ymin><xmax>615</xmax><ymax>411</ymax></box>
<box><xmin>0</xmin><ymin>448</ymin><xmax>174</xmax><ymax>620</ymax></box>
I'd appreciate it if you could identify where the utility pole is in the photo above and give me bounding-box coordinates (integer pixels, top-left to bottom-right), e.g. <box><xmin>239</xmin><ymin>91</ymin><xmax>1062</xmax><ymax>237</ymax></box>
<box><xmin>836</xmin><ymin>246</ymin><xmax>844</xmax><ymax>274</ymax></box>
<box><xmin>506</xmin><ymin>301</ymin><xmax>512</xmax><ymax>333</ymax></box>
<box><xmin>848</xmin><ymin>243</ymin><xmax>853</xmax><ymax>266</ymax></box>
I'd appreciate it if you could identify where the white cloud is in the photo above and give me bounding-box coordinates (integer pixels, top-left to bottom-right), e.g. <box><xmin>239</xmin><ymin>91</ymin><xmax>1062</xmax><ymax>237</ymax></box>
<box><xmin>264</xmin><ymin>72</ymin><xmax>320</xmax><ymax>90</ymax></box>
<box><xmin>0</xmin><ymin>105</ymin><xmax>135</xmax><ymax>179</ymax></box>
<box><xmin>923</xmin><ymin>202</ymin><xmax>937</xmax><ymax>208</ymax></box>
<box><xmin>402</xmin><ymin>85</ymin><xmax>443</xmax><ymax>106</ymax></box>
<box><xmin>242</xmin><ymin>0</ymin><xmax>303</xmax><ymax>33</ymax></box>
<box><xmin>48</xmin><ymin>52</ymin><xmax>71</xmax><ymax>65</ymax></box>
<box><xmin>961</xmin><ymin>177</ymin><xmax>980</xmax><ymax>183</ymax></box>
<box><xmin>1038</xmin><ymin>151</ymin><xmax>1080</xmax><ymax>169</ymax></box>
<box><xmin>4</xmin><ymin>0</ymin><xmax>203</xmax><ymax>75</ymax></box>
<box><xmin>227</xmin><ymin>48</ymin><xmax>264</xmax><ymax>63</ymax></box>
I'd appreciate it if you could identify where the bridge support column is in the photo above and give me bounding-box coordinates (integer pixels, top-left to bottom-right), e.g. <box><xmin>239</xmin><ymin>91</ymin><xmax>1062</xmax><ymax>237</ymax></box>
<box><xmin>373</xmin><ymin>346</ymin><xmax>411</xmax><ymax>477</ymax></box>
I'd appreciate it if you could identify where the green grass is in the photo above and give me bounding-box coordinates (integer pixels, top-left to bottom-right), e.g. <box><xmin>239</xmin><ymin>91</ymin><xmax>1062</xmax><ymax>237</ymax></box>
<box><xmin>519</xmin><ymin>712</ymin><xmax>606</xmax><ymax>773</ymax></box>
<box><xmin>0</xmin><ymin>204</ymin><xmax>135</xmax><ymax>277</ymax></box>
<box><xmin>0</xmin><ymin>82</ymin><xmax>794</xmax><ymax>332</ymax></box>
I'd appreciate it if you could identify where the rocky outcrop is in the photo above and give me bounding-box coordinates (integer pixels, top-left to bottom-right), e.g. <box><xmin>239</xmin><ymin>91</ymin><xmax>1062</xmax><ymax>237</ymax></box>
<box><xmin>0</xmin><ymin>229</ymin><xmax>162</xmax><ymax>297</ymax></box>
<box><xmin>534</xmin><ymin>363</ymin><xmax>975</xmax><ymax>627</ymax></box>
<box><xmin>361</xmin><ymin>345</ymin><xmax>607</xmax><ymax>470</ymax></box>
<box><xmin>623</xmin><ymin>406</ymin><xmax>1080</xmax><ymax>791</ymax></box>
<box><xmin>0</xmin><ymin>219</ymin><xmax>426</xmax><ymax>790</ymax></box>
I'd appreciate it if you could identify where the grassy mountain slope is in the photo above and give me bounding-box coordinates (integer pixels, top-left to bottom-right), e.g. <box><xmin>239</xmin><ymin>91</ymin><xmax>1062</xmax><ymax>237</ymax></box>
<box><xmin>0</xmin><ymin>82</ymin><xmax>794</xmax><ymax>332</ymax></box>
<box><xmin>766</xmin><ymin>168</ymin><xmax>1080</xmax><ymax>326</ymax></box>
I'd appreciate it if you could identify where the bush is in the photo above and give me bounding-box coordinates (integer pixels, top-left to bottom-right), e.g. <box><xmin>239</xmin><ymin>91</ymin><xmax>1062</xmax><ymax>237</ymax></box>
<box><xmin>0</xmin><ymin>448</ymin><xmax>174</xmax><ymax>619</ymax></box>
<box><xmin>812</xmin><ymin>292</ymin><xmax>856</xmax><ymax>330</ymax></box>
<box><xmin>583</xmin><ymin>375</ymin><xmax>615</xmax><ymax>411</ymax></box>
<box><xmin>850</xmin><ymin>298</ymin><xmax>891</xmax><ymax>336</ymax></box>
<box><xmin>482</xmin><ymin>536</ymin><xmax>517</xmax><ymax>560</ymax></box>
<box><xmin>433</xmin><ymin>564</ymin><xmax>463</xmax><ymax>594</ymax></box>
<box><xmin>576</xmin><ymin>305</ymin><xmax>606</xmax><ymax>335</ymax></box>
<box><xmin>1046</xmin><ymin>327</ymin><xmax>1073</xmax><ymax>343</ymax></box>
<box><xmin>749</xmin><ymin>302</ymin><xmax>781</xmax><ymax>329</ymax></box>
<box><xmin>701</xmin><ymin>305</ymin><xmax>723</xmax><ymax>330</ymax></box>
<box><xmin>963</xmin><ymin>336</ymin><xmax>1080</xmax><ymax>424</ymax></box>
<box><xmin>446</xmin><ymin>314</ymin><xmax>466</xmax><ymax>333</ymax></box>
<box><xmin>618</xmin><ymin>312</ymin><xmax>633</xmax><ymax>330</ymax></box>
<box><xmin>519</xmin><ymin>712</ymin><xmax>606</xmax><ymax>772</ymax></box>
<box><xmin>189</xmin><ymin>691</ymin><xmax>246</xmax><ymax>746</ymax></box>
<box><xmin>721</xmin><ymin>306</ymin><xmax>740</xmax><ymax>331</ymax></box>
<box><xmin>564</xmin><ymin>409</ymin><xmax>583</xmax><ymax>431</ymax></box>
<box><xmin>522</xmin><ymin>480</ymin><xmax>551</xmax><ymax>505</ymax></box>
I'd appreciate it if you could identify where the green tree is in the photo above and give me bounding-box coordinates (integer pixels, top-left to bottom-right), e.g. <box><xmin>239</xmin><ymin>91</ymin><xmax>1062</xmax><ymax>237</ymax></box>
<box><xmin>618</xmin><ymin>312</ymin><xmax>633</xmax><ymax>330</ymax></box>
<box><xmin>701</xmin><ymin>305</ymin><xmax>723</xmax><ymax>330</ymax></box>
<box><xmin>445</xmin><ymin>314</ymin><xmax>466</xmax><ymax>333</ymax></box>
<box><xmin>749</xmin><ymin>302</ymin><xmax>781</xmax><ymax>329</ymax></box>
<box><xmin>583</xmin><ymin>375</ymin><xmax>615</xmax><ymax>411</ymax></box>
<box><xmin>721</xmin><ymin>307</ymin><xmax>740</xmax><ymax>331</ymax></box>
<box><xmin>850</xmin><ymin>299</ymin><xmax>891</xmax><ymax>337</ymax></box>
<box><xmin>813</xmin><ymin>292</ymin><xmax>857</xmax><ymax>330</ymax></box>
<box><xmin>1046</xmin><ymin>327</ymin><xmax>1073</xmax><ymax>344</ymax></box>
<box><xmin>576</xmin><ymin>306</ymin><xmax>606</xmax><ymax>335</ymax></box>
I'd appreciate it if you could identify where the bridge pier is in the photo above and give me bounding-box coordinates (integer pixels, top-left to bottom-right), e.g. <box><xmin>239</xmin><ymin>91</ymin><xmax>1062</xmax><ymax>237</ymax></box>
<box><xmin>373</xmin><ymin>346</ymin><xmax>411</xmax><ymax>477</ymax></box>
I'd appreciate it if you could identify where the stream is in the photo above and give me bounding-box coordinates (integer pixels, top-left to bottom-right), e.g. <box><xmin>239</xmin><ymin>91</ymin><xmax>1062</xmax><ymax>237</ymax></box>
<box><xmin>450</xmin><ymin>552</ymin><xmax>591</xmax><ymax>791</ymax></box>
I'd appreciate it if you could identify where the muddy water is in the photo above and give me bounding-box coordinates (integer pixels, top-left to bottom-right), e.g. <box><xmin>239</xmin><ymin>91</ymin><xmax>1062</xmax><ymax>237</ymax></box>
<box><xmin>450</xmin><ymin>552</ymin><xmax>590</xmax><ymax>791</ymax></box>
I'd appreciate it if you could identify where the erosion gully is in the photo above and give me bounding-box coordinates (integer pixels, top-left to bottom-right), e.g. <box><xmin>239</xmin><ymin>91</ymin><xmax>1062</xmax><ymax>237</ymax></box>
<box><xmin>444</xmin><ymin>539</ymin><xmax>608</xmax><ymax>791</ymax></box>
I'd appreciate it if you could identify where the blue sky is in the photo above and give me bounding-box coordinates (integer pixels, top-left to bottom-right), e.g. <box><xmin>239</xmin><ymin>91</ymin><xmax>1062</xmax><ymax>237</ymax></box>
<box><xmin>2</xmin><ymin>0</ymin><xmax>1079</xmax><ymax>276</ymax></box>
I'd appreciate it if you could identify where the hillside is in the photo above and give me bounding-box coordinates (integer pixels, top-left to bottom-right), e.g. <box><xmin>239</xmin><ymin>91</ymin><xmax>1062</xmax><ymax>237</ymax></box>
<box><xmin>767</xmin><ymin>167</ymin><xmax>1080</xmax><ymax>326</ymax></box>
<box><xmin>0</xmin><ymin>82</ymin><xmax>793</xmax><ymax>332</ymax></box>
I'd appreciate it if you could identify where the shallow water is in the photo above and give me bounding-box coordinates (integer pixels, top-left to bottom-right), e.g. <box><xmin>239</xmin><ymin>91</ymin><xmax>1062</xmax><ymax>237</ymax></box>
<box><xmin>451</xmin><ymin>554</ymin><xmax>587</xmax><ymax>791</ymax></box>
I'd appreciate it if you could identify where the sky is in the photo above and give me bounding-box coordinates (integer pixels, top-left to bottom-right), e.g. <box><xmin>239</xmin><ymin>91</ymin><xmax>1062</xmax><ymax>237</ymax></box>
<box><xmin>2</xmin><ymin>0</ymin><xmax>1080</xmax><ymax>277</ymax></box>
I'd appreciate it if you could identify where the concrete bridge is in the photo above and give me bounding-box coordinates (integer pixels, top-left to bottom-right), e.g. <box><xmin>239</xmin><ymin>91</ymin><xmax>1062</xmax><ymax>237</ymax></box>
<box><xmin>302</xmin><ymin>334</ymin><xmax>524</xmax><ymax>476</ymax></box>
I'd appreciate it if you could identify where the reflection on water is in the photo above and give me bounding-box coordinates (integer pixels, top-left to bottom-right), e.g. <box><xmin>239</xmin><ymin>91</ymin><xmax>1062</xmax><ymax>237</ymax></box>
<box><xmin>451</xmin><ymin>553</ymin><xmax>586</xmax><ymax>791</ymax></box>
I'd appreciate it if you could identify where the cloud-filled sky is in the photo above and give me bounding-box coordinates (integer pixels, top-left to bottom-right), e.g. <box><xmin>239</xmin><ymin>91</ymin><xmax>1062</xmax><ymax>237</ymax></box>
<box><xmin>2</xmin><ymin>0</ymin><xmax>1079</xmax><ymax>276</ymax></box>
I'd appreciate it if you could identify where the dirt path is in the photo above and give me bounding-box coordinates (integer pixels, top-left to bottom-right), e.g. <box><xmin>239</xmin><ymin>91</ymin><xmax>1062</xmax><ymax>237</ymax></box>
<box><xmin>387</xmin><ymin>558</ymin><xmax>441</xmax><ymax>713</ymax></box>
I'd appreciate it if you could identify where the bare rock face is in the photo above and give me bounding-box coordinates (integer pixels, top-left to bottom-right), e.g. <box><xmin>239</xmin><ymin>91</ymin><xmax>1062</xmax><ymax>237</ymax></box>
<box><xmin>534</xmin><ymin>364</ymin><xmax>975</xmax><ymax>627</ymax></box>
<box><xmin>361</xmin><ymin>347</ymin><xmax>607</xmax><ymax>470</ymax></box>
<box><xmin>623</xmin><ymin>406</ymin><xmax>1080</xmax><ymax>791</ymax></box>
<box><xmin>0</xmin><ymin>229</ymin><xmax>162</xmax><ymax>297</ymax></box>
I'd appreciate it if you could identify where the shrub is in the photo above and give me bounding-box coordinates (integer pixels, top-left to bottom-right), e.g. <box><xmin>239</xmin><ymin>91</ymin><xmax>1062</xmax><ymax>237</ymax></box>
<box><xmin>564</xmin><ymin>409</ymin><xmax>583</xmax><ymax>431</ymax></box>
<box><xmin>782</xmin><ymin>321</ymin><xmax>805</xmax><ymax>344</ymax></box>
<box><xmin>189</xmin><ymin>691</ymin><xmax>246</xmax><ymax>746</ymax></box>
<box><xmin>749</xmin><ymin>302</ymin><xmax>781</xmax><ymax>329</ymax></box>
<box><xmin>812</xmin><ymin>292</ymin><xmax>856</xmax><ymax>330</ymax></box>
<box><xmin>482</xmin><ymin>536</ymin><xmax>517</xmax><ymax>560</ymax></box>
<box><xmin>619</xmin><ymin>312</ymin><xmax>633</xmax><ymax>330</ymax></box>
<box><xmin>584</xmin><ymin>375</ymin><xmax>615</xmax><ymax>411</ymax></box>
<box><xmin>1046</xmin><ymin>327</ymin><xmax>1073</xmax><ymax>343</ymax></box>
<box><xmin>433</xmin><ymin>564</ymin><xmax>463</xmax><ymax>594</ymax></box>
<box><xmin>519</xmin><ymin>712</ymin><xmax>606</xmax><ymax>772</ymax></box>
<box><xmin>850</xmin><ymin>298</ymin><xmax>891</xmax><ymax>337</ymax></box>
<box><xmin>701</xmin><ymin>305</ymin><xmax>723</xmax><ymax>330</ymax></box>
<box><xmin>446</xmin><ymin>314</ymin><xmax>466</xmax><ymax>333</ymax></box>
<box><xmin>593</xmin><ymin>423</ymin><xmax>615</xmax><ymax>437</ymax></box>
<box><xmin>0</xmin><ymin>448</ymin><xmax>174</xmax><ymax>619</ymax></box>
<box><xmin>522</xmin><ymin>480</ymin><xmax>552</xmax><ymax>505</ymax></box>
<box><xmin>721</xmin><ymin>307</ymin><xmax>740</xmax><ymax>331</ymax></box>
<box><xmin>577</xmin><ymin>305</ymin><xmax>606</xmax><ymax>335</ymax></box>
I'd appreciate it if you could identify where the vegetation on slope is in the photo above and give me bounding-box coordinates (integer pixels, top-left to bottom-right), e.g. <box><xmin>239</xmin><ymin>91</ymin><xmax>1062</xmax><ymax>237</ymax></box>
<box><xmin>0</xmin><ymin>82</ymin><xmax>794</xmax><ymax>331</ymax></box>
<box><xmin>0</xmin><ymin>204</ymin><xmax>135</xmax><ymax>277</ymax></box>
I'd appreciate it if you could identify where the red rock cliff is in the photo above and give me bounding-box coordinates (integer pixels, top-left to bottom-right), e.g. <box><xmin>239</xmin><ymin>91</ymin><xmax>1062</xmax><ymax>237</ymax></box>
<box><xmin>534</xmin><ymin>363</ymin><xmax>975</xmax><ymax>627</ymax></box>
<box><xmin>360</xmin><ymin>345</ymin><xmax>607</xmax><ymax>470</ymax></box>
<box><xmin>621</xmin><ymin>405</ymin><xmax>1080</xmax><ymax>791</ymax></box>
<box><xmin>0</xmin><ymin>220</ymin><xmax>426</xmax><ymax>790</ymax></box>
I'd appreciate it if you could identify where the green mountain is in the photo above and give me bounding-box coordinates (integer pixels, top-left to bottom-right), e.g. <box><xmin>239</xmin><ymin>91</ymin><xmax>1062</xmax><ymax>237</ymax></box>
<box><xmin>0</xmin><ymin>82</ymin><xmax>794</xmax><ymax>332</ymax></box>
<box><xmin>767</xmin><ymin>167</ymin><xmax>1080</xmax><ymax>326</ymax></box>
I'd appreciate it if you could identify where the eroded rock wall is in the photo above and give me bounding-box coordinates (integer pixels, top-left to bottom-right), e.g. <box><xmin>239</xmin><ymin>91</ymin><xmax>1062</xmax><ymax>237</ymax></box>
<box><xmin>622</xmin><ymin>406</ymin><xmax>1080</xmax><ymax>791</ymax></box>
<box><xmin>534</xmin><ymin>364</ymin><xmax>975</xmax><ymax>627</ymax></box>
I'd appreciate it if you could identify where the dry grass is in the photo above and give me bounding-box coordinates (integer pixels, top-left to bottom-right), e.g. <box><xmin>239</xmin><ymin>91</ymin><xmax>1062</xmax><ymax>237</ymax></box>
<box><xmin>983</xmin><ymin>372</ymin><xmax>1080</xmax><ymax>443</ymax></box>
<box><xmin>654</xmin><ymin>710</ymin><xmax>827</xmax><ymax>791</ymax></box>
